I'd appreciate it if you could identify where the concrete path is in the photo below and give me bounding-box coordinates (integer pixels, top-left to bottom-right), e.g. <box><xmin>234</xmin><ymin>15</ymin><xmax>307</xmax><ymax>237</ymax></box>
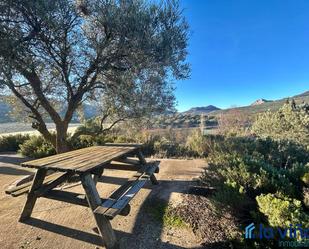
<box><xmin>0</xmin><ymin>153</ymin><xmax>206</xmax><ymax>249</ymax></box>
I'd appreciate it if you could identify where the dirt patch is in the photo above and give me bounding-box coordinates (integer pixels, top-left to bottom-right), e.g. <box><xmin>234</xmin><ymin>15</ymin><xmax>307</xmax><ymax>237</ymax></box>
<box><xmin>172</xmin><ymin>195</ymin><xmax>241</xmax><ymax>249</ymax></box>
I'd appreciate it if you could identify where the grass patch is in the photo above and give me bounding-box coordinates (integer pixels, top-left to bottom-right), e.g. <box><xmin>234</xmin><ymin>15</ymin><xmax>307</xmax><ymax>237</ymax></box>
<box><xmin>145</xmin><ymin>200</ymin><xmax>187</xmax><ymax>228</ymax></box>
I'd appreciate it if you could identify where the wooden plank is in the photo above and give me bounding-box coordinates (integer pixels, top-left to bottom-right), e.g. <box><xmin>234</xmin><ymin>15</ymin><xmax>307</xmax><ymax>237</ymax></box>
<box><xmin>21</xmin><ymin>146</ymin><xmax>139</xmax><ymax>174</ymax></box>
<box><xmin>43</xmin><ymin>147</ymin><xmax>117</xmax><ymax>170</ymax></box>
<box><xmin>95</xmin><ymin>203</ymin><xmax>131</xmax><ymax>219</ymax></box>
<box><xmin>104</xmin><ymin>143</ymin><xmax>142</xmax><ymax>147</ymax></box>
<box><xmin>21</xmin><ymin>146</ymin><xmax>95</xmax><ymax>167</ymax></box>
<box><xmin>34</xmin><ymin>172</ymin><xmax>73</xmax><ymax>197</ymax></box>
<box><xmin>137</xmin><ymin>151</ymin><xmax>159</xmax><ymax>185</ymax></box>
<box><xmin>103</xmin><ymin>179</ymin><xmax>148</xmax><ymax>219</ymax></box>
<box><xmin>81</xmin><ymin>174</ymin><xmax>118</xmax><ymax>249</ymax></box>
<box><xmin>21</xmin><ymin>146</ymin><xmax>121</xmax><ymax>169</ymax></box>
<box><xmin>113</xmin><ymin>157</ymin><xmax>141</xmax><ymax>165</ymax></box>
<box><xmin>93</xmin><ymin>168</ymin><xmax>104</xmax><ymax>186</ymax></box>
<box><xmin>19</xmin><ymin>168</ymin><xmax>47</xmax><ymax>221</ymax></box>
<box><xmin>75</xmin><ymin>147</ymin><xmax>135</xmax><ymax>170</ymax></box>
<box><xmin>5</xmin><ymin>172</ymin><xmax>64</xmax><ymax>195</ymax></box>
<box><xmin>33</xmin><ymin>147</ymin><xmax>135</xmax><ymax>173</ymax></box>
<box><xmin>137</xmin><ymin>150</ymin><xmax>147</xmax><ymax>164</ymax></box>
<box><xmin>76</xmin><ymin>147</ymin><xmax>137</xmax><ymax>173</ymax></box>
<box><xmin>95</xmin><ymin>162</ymin><xmax>159</xmax><ymax>219</ymax></box>
<box><xmin>104</xmin><ymin>163</ymin><xmax>140</xmax><ymax>171</ymax></box>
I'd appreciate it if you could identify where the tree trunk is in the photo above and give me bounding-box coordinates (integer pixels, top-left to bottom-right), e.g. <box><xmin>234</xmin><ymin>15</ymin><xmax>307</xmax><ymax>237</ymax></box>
<box><xmin>56</xmin><ymin>123</ymin><xmax>69</xmax><ymax>154</ymax></box>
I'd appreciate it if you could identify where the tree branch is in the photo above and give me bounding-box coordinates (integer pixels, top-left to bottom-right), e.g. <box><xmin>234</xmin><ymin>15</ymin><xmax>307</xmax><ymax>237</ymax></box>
<box><xmin>5</xmin><ymin>79</ymin><xmax>56</xmax><ymax>146</ymax></box>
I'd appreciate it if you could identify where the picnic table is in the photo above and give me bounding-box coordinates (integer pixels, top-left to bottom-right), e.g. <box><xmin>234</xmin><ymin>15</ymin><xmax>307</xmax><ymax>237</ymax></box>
<box><xmin>5</xmin><ymin>143</ymin><xmax>160</xmax><ymax>249</ymax></box>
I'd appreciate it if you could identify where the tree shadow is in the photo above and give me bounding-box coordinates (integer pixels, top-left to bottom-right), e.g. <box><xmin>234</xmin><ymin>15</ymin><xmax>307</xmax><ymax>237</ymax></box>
<box><xmin>0</xmin><ymin>154</ymin><xmax>33</xmax><ymax>175</ymax></box>
<box><xmin>0</xmin><ymin>166</ymin><xmax>33</xmax><ymax>176</ymax></box>
<box><xmin>0</xmin><ymin>154</ymin><xmax>29</xmax><ymax>165</ymax></box>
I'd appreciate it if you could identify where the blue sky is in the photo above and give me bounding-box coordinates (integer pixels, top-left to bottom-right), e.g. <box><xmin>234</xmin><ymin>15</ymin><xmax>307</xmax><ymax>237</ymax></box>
<box><xmin>175</xmin><ymin>0</ymin><xmax>309</xmax><ymax>111</ymax></box>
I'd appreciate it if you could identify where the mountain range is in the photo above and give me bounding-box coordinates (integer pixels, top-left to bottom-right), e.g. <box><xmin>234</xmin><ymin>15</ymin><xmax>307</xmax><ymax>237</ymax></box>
<box><xmin>182</xmin><ymin>90</ymin><xmax>309</xmax><ymax>115</ymax></box>
<box><xmin>0</xmin><ymin>90</ymin><xmax>308</xmax><ymax>122</ymax></box>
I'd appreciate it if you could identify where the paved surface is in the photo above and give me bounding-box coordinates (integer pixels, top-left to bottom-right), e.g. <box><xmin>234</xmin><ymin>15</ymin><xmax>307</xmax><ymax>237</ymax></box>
<box><xmin>0</xmin><ymin>153</ymin><xmax>206</xmax><ymax>249</ymax></box>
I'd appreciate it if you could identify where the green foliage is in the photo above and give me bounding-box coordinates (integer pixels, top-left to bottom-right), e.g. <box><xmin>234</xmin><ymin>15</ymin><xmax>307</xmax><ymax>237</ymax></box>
<box><xmin>0</xmin><ymin>134</ymin><xmax>30</xmax><ymax>152</ymax></box>
<box><xmin>200</xmin><ymin>134</ymin><xmax>309</xmax><ymax>247</ymax></box>
<box><xmin>153</xmin><ymin>137</ymin><xmax>193</xmax><ymax>158</ymax></box>
<box><xmin>185</xmin><ymin>129</ymin><xmax>207</xmax><ymax>156</ymax></box>
<box><xmin>19</xmin><ymin>136</ymin><xmax>56</xmax><ymax>158</ymax></box>
<box><xmin>149</xmin><ymin>113</ymin><xmax>218</xmax><ymax>129</ymax></box>
<box><xmin>212</xmin><ymin>184</ymin><xmax>251</xmax><ymax>211</ymax></box>
<box><xmin>256</xmin><ymin>193</ymin><xmax>309</xmax><ymax>228</ymax></box>
<box><xmin>252</xmin><ymin>101</ymin><xmax>309</xmax><ymax>147</ymax></box>
<box><xmin>73</xmin><ymin>118</ymin><xmax>104</xmax><ymax>137</ymax></box>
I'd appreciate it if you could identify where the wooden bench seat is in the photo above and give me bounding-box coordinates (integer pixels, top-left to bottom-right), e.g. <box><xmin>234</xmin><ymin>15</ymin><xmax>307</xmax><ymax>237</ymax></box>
<box><xmin>5</xmin><ymin>172</ymin><xmax>66</xmax><ymax>197</ymax></box>
<box><xmin>95</xmin><ymin>161</ymin><xmax>159</xmax><ymax>219</ymax></box>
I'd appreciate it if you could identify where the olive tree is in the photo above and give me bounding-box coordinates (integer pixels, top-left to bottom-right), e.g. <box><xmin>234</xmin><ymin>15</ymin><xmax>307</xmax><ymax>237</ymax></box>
<box><xmin>0</xmin><ymin>0</ymin><xmax>189</xmax><ymax>153</ymax></box>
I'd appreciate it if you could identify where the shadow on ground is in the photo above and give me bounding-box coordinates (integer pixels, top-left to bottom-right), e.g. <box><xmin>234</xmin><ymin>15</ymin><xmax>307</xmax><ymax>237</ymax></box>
<box><xmin>0</xmin><ymin>153</ymin><xmax>33</xmax><ymax>175</ymax></box>
<box><xmin>1</xmin><ymin>155</ymin><xmax>211</xmax><ymax>248</ymax></box>
<box><xmin>20</xmin><ymin>175</ymin><xmax>206</xmax><ymax>249</ymax></box>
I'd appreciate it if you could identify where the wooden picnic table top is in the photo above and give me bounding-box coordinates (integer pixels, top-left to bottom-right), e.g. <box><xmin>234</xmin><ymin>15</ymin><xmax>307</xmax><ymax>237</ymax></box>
<box><xmin>21</xmin><ymin>145</ymin><xmax>141</xmax><ymax>173</ymax></box>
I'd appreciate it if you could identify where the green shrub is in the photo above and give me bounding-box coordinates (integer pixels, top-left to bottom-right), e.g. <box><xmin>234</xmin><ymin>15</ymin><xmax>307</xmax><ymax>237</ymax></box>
<box><xmin>0</xmin><ymin>134</ymin><xmax>30</xmax><ymax>152</ymax></box>
<box><xmin>68</xmin><ymin>134</ymin><xmax>96</xmax><ymax>149</ymax></box>
<box><xmin>211</xmin><ymin>184</ymin><xmax>252</xmax><ymax>211</ymax></box>
<box><xmin>256</xmin><ymin>193</ymin><xmax>309</xmax><ymax>228</ymax></box>
<box><xmin>252</xmin><ymin>101</ymin><xmax>309</xmax><ymax>147</ymax></box>
<box><xmin>201</xmin><ymin>134</ymin><xmax>309</xmax><ymax>238</ymax></box>
<box><xmin>185</xmin><ymin>129</ymin><xmax>207</xmax><ymax>156</ymax></box>
<box><xmin>19</xmin><ymin>136</ymin><xmax>56</xmax><ymax>158</ymax></box>
<box><xmin>153</xmin><ymin>137</ymin><xmax>183</xmax><ymax>158</ymax></box>
<box><xmin>204</xmin><ymin>150</ymin><xmax>307</xmax><ymax>199</ymax></box>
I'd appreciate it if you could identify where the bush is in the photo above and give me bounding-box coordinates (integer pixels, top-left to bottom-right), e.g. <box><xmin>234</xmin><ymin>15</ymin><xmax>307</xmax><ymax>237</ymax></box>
<box><xmin>203</xmin><ymin>138</ymin><xmax>309</xmax><ymax>199</ymax></box>
<box><xmin>256</xmin><ymin>193</ymin><xmax>309</xmax><ymax>228</ymax></box>
<box><xmin>252</xmin><ymin>101</ymin><xmax>309</xmax><ymax>147</ymax></box>
<box><xmin>211</xmin><ymin>184</ymin><xmax>252</xmax><ymax>212</ymax></box>
<box><xmin>153</xmin><ymin>137</ymin><xmax>190</xmax><ymax>158</ymax></box>
<box><xmin>19</xmin><ymin>136</ymin><xmax>56</xmax><ymax>158</ymax></box>
<box><xmin>185</xmin><ymin>129</ymin><xmax>207</xmax><ymax>156</ymax></box>
<box><xmin>0</xmin><ymin>134</ymin><xmax>30</xmax><ymax>152</ymax></box>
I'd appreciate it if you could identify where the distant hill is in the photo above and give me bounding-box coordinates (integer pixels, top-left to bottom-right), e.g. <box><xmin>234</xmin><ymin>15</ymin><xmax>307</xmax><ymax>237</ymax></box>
<box><xmin>294</xmin><ymin>91</ymin><xmax>309</xmax><ymax>98</ymax></box>
<box><xmin>183</xmin><ymin>105</ymin><xmax>221</xmax><ymax>115</ymax></box>
<box><xmin>251</xmin><ymin>99</ymin><xmax>273</xmax><ymax>106</ymax></box>
<box><xmin>211</xmin><ymin>90</ymin><xmax>309</xmax><ymax>117</ymax></box>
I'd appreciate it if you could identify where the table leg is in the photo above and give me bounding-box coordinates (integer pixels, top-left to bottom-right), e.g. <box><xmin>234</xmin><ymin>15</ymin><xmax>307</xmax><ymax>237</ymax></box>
<box><xmin>81</xmin><ymin>173</ymin><xmax>118</xmax><ymax>249</ymax></box>
<box><xmin>137</xmin><ymin>150</ymin><xmax>159</xmax><ymax>185</ymax></box>
<box><xmin>19</xmin><ymin>168</ymin><xmax>47</xmax><ymax>222</ymax></box>
<box><xmin>93</xmin><ymin>168</ymin><xmax>104</xmax><ymax>186</ymax></box>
